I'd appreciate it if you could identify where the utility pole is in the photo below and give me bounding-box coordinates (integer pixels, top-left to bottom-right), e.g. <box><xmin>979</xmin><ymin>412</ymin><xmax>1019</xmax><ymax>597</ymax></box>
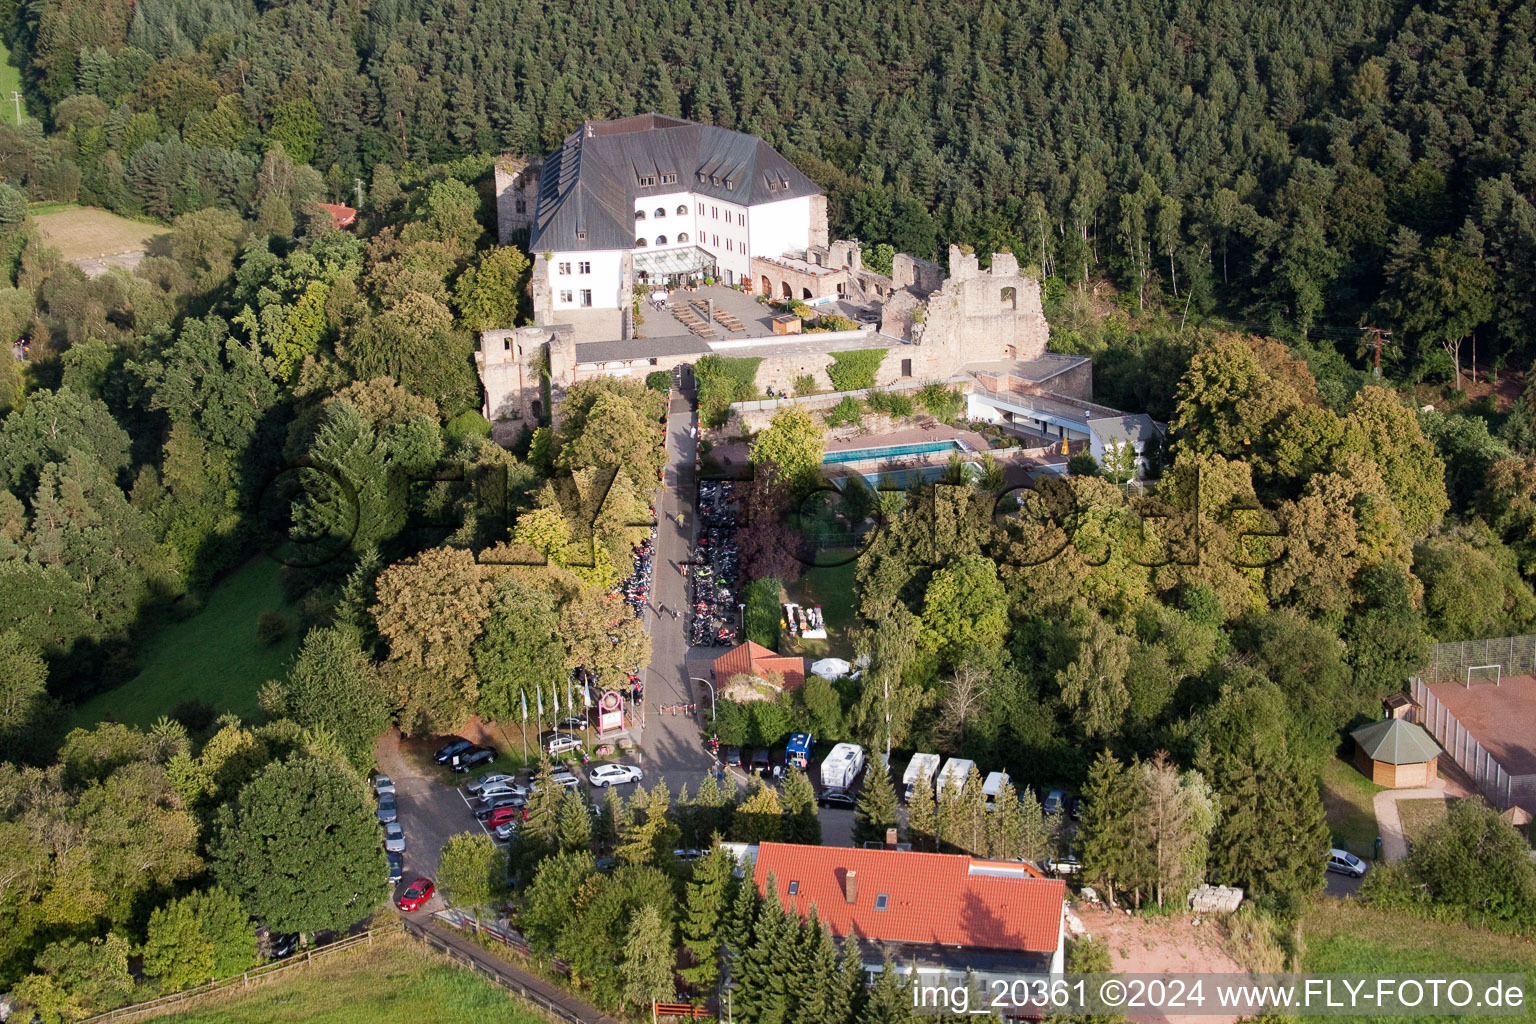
<box><xmin>9</xmin><ymin>91</ymin><xmax>20</xmax><ymax>125</ymax></box>
<box><xmin>354</xmin><ymin>177</ymin><xmax>364</xmax><ymax>210</ymax></box>
<box><xmin>1363</xmin><ymin>326</ymin><xmax>1393</xmax><ymax>376</ymax></box>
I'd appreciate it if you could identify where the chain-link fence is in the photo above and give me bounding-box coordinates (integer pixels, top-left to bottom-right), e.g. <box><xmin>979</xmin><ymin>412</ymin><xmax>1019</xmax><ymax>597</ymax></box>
<box><xmin>1422</xmin><ymin>635</ymin><xmax>1536</xmax><ymax>685</ymax></box>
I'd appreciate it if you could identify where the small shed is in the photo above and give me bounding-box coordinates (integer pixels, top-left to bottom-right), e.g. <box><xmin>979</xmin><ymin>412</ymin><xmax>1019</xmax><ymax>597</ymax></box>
<box><xmin>1383</xmin><ymin>692</ymin><xmax>1420</xmax><ymax>722</ymax></box>
<box><xmin>1351</xmin><ymin>718</ymin><xmax>1442</xmax><ymax>788</ymax></box>
<box><xmin>771</xmin><ymin>314</ymin><xmax>802</xmax><ymax>336</ymax></box>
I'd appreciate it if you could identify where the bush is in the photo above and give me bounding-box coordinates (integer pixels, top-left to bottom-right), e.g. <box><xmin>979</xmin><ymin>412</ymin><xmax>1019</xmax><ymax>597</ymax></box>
<box><xmin>744</xmin><ymin>578</ymin><xmax>783</xmax><ymax>648</ymax></box>
<box><xmin>824</xmin><ymin>395</ymin><xmax>863</xmax><ymax>428</ymax></box>
<box><xmin>788</xmin><ymin>300</ymin><xmax>813</xmax><ymax>318</ymax></box>
<box><xmin>817</xmin><ymin>314</ymin><xmax>859</xmax><ymax>332</ymax></box>
<box><xmin>256</xmin><ymin>611</ymin><xmax>290</xmax><ymax>646</ymax></box>
<box><xmin>918</xmin><ymin>383</ymin><xmax>964</xmax><ymax>422</ymax></box>
<box><xmin>645</xmin><ymin>370</ymin><xmax>671</xmax><ymax>393</ymax></box>
<box><xmin>695</xmin><ymin>354</ymin><xmax>761</xmax><ymax>426</ymax></box>
<box><xmin>444</xmin><ymin>410</ymin><xmax>492</xmax><ymax>444</ymax></box>
<box><xmin>1067</xmin><ymin>452</ymin><xmax>1100</xmax><ymax>476</ymax></box>
<box><xmin>866</xmin><ymin>391</ymin><xmax>914</xmax><ymax>418</ymax></box>
<box><xmin>792</xmin><ymin>374</ymin><xmax>818</xmax><ymax>397</ymax></box>
<box><xmin>826</xmin><ymin>349</ymin><xmax>887</xmax><ymax>391</ymax></box>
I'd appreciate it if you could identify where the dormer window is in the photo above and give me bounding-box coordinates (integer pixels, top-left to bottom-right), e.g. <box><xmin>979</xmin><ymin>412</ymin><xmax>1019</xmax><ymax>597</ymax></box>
<box><xmin>697</xmin><ymin>172</ymin><xmax>707</xmax><ymax>183</ymax></box>
<box><xmin>575</xmin><ymin>230</ymin><xmax>586</xmax><ymax>240</ymax></box>
<box><xmin>638</xmin><ymin>174</ymin><xmax>657</xmax><ymax>187</ymax></box>
<box><xmin>661</xmin><ymin>173</ymin><xmax>677</xmax><ymax>185</ymax></box>
<box><xmin>711</xmin><ymin>176</ymin><xmax>720</xmax><ymax>186</ymax></box>
<box><xmin>725</xmin><ymin>180</ymin><xmax>735</xmax><ymax>191</ymax></box>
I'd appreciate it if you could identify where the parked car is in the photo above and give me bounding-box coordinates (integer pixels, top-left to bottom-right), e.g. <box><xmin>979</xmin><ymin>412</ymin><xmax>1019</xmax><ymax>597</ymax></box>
<box><xmin>1048</xmin><ymin>855</ymin><xmax>1082</xmax><ymax>877</ymax></box>
<box><xmin>672</xmin><ymin>848</ymin><xmax>706</xmax><ymax>862</ymax></box>
<box><xmin>533</xmin><ymin>767</ymin><xmax>581</xmax><ymax>793</ymax></box>
<box><xmin>817</xmin><ymin>787</ymin><xmax>857</xmax><ymax>808</ymax></box>
<box><xmin>477</xmin><ymin>781</ymin><xmax>528</xmax><ymax>802</ymax></box>
<box><xmin>543</xmin><ymin>732</ymin><xmax>582</xmax><ymax>755</ymax></box>
<box><xmin>724</xmin><ymin>746</ymin><xmax>742</xmax><ymax>768</ymax></box>
<box><xmin>589</xmin><ymin>763</ymin><xmax>643</xmax><ymax>787</ymax></box>
<box><xmin>397</xmin><ymin>877</ymin><xmax>434</xmax><ymax>912</ymax></box>
<box><xmin>383</xmin><ymin>821</ymin><xmax>405</xmax><ymax>852</ymax></box>
<box><xmin>475</xmin><ymin>794</ymin><xmax>525</xmax><ymax>818</ymax></box>
<box><xmin>386</xmin><ymin>851</ymin><xmax>404</xmax><ymax>884</ymax></box>
<box><xmin>375</xmin><ymin>793</ymin><xmax>398</xmax><ymax>824</ymax></box>
<box><xmin>433</xmin><ymin>737</ymin><xmax>475</xmax><ymax>764</ymax></box>
<box><xmin>465</xmin><ymin>772</ymin><xmax>518</xmax><ymax>795</ymax></box>
<box><xmin>372</xmin><ymin>774</ymin><xmax>395</xmax><ymax>797</ymax></box>
<box><xmin>267</xmin><ymin>931</ymin><xmax>299</xmax><ymax>960</ymax></box>
<box><xmin>750</xmin><ymin>749</ymin><xmax>772</xmax><ymax>775</ymax></box>
<box><xmin>493</xmin><ymin>820</ymin><xmax>519</xmax><ymax>841</ymax></box>
<box><xmin>1327</xmin><ymin>849</ymin><xmax>1367</xmax><ymax>878</ymax></box>
<box><xmin>1042</xmin><ymin>789</ymin><xmax>1067</xmax><ymax>816</ymax></box>
<box><xmin>450</xmin><ymin>746</ymin><xmax>497</xmax><ymax>773</ymax></box>
<box><xmin>557</xmin><ymin>716</ymin><xmax>588</xmax><ymax>732</ymax></box>
<box><xmin>486</xmin><ymin>806</ymin><xmax>528</xmax><ymax>830</ymax></box>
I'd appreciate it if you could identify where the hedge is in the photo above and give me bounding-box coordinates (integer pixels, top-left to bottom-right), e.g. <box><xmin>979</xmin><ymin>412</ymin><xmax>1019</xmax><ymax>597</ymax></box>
<box><xmin>645</xmin><ymin>370</ymin><xmax>672</xmax><ymax>392</ymax></box>
<box><xmin>695</xmin><ymin>354</ymin><xmax>762</xmax><ymax>426</ymax></box>
<box><xmin>824</xmin><ymin>395</ymin><xmax>863</xmax><ymax>428</ymax></box>
<box><xmin>744</xmin><ymin>577</ymin><xmax>783</xmax><ymax>648</ymax></box>
<box><xmin>826</xmin><ymin>348</ymin><xmax>887</xmax><ymax>391</ymax></box>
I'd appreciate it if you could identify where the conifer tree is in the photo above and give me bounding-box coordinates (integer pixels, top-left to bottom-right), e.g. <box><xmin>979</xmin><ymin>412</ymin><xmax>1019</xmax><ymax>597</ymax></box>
<box><xmin>618</xmin><ymin>782</ymin><xmax>681</xmax><ymax>867</ymax></box>
<box><xmin>797</xmin><ymin>912</ymin><xmax>843</xmax><ymax>1024</ymax></box>
<box><xmin>853</xmin><ymin>762</ymin><xmax>901</xmax><ymax>848</ymax></box>
<box><xmin>679</xmin><ymin>845</ymin><xmax>735</xmax><ymax>990</ymax></box>
<box><xmin>556</xmin><ymin>788</ymin><xmax>593</xmax><ymax>852</ymax></box>
<box><xmin>860</xmin><ymin>952</ymin><xmax>916</xmax><ymax>1024</ymax></box>
<box><xmin>1078</xmin><ymin>750</ymin><xmax>1137</xmax><ymax>904</ymax></box>
<box><xmin>780</xmin><ymin>768</ymin><xmax>821</xmax><ymax>844</ymax></box>
<box><xmin>722</xmin><ymin>860</ymin><xmax>761</xmax><ymax>979</ymax></box>
<box><xmin>838</xmin><ymin>934</ymin><xmax>870</xmax><ymax>1024</ymax></box>
<box><xmin>621</xmin><ymin>904</ymin><xmax>675</xmax><ymax>1012</ymax></box>
<box><xmin>690</xmin><ymin>772</ymin><xmax>733</xmax><ymax>841</ymax></box>
<box><xmin>936</xmin><ymin>775</ymin><xmax>967</xmax><ymax>852</ymax></box>
<box><xmin>522</xmin><ymin>757</ymin><xmax>565</xmax><ymax>854</ymax></box>
<box><xmin>734</xmin><ymin>879</ymin><xmax>790</xmax><ymax>1024</ymax></box>
<box><xmin>594</xmin><ymin>785</ymin><xmax>623</xmax><ymax>851</ymax></box>
<box><xmin>907</xmin><ymin>772</ymin><xmax>938</xmax><ymax>851</ymax></box>
<box><xmin>734</xmin><ymin>780</ymin><xmax>784</xmax><ymax>843</ymax></box>
<box><xmin>1200</xmin><ymin>740</ymin><xmax>1328</xmax><ymax>901</ymax></box>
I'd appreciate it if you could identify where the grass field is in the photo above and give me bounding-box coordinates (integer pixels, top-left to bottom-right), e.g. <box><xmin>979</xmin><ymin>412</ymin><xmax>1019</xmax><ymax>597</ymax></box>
<box><xmin>32</xmin><ymin>203</ymin><xmax>166</xmax><ymax>261</ymax></box>
<box><xmin>1301</xmin><ymin>901</ymin><xmax>1536</xmax><ymax>1022</ymax></box>
<box><xmin>0</xmin><ymin>40</ymin><xmax>23</xmax><ymax>126</ymax></box>
<box><xmin>150</xmin><ymin>931</ymin><xmax>549</xmax><ymax>1024</ymax></box>
<box><xmin>1320</xmin><ymin>755</ymin><xmax>1383</xmax><ymax>858</ymax></box>
<box><xmin>70</xmin><ymin>559</ymin><xmax>301</xmax><ymax>731</ymax></box>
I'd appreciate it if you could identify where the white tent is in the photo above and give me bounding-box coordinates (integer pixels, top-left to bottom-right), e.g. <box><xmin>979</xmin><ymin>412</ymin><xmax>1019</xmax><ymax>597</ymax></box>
<box><xmin>810</xmin><ymin>657</ymin><xmax>852</xmax><ymax>679</ymax></box>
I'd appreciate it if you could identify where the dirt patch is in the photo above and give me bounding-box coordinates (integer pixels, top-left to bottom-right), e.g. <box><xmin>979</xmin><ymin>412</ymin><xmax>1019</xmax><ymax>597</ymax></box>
<box><xmin>33</xmin><ymin>205</ymin><xmax>166</xmax><ymax>263</ymax></box>
<box><xmin>1073</xmin><ymin>904</ymin><xmax>1245</xmax><ymax>1024</ymax></box>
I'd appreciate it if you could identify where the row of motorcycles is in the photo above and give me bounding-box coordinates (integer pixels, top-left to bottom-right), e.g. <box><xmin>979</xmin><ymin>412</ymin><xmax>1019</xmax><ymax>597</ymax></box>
<box><xmin>616</xmin><ymin>532</ymin><xmax>656</xmax><ymax>618</ymax></box>
<box><xmin>688</xmin><ymin>482</ymin><xmax>741</xmax><ymax>647</ymax></box>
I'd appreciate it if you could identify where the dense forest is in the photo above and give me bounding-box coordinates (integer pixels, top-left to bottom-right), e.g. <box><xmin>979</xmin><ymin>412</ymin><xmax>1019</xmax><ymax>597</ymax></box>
<box><xmin>2</xmin><ymin>0</ymin><xmax>1534</xmax><ymax>382</ymax></box>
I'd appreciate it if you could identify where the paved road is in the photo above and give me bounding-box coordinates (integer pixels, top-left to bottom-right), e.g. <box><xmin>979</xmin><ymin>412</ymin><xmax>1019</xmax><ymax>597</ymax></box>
<box><xmin>637</xmin><ymin>385</ymin><xmax>717</xmax><ymax>797</ymax></box>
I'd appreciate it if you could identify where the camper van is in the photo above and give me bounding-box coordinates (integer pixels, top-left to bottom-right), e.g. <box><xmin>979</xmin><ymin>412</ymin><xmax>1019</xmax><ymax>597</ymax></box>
<box><xmin>936</xmin><ymin>757</ymin><xmax>977</xmax><ymax>797</ymax></box>
<box><xmin>820</xmin><ymin>743</ymin><xmax>866</xmax><ymax>790</ymax></box>
<box><xmin>982</xmin><ymin>770</ymin><xmax>1010</xmax><ymax>812</ymax></box>
<box><xmin>785</xmin><ymin>733</ymin><xmax>814</xmax><ymax>770</ymax></box>
<box><xmin>901</xmin><ymin>753</ymin><xmax>940</xmax><ymax>804</ymax></box>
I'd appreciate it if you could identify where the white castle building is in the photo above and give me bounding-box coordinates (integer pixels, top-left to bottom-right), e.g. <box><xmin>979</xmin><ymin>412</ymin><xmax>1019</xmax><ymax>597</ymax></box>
<box><xmin>496</xmin><ymin>113</ymin><xmax>828</xmax><ymax>321</ymax></box>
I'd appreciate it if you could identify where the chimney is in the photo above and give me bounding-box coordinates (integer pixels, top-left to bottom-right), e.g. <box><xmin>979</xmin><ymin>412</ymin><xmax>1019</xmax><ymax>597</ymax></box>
<box><xmin>885</xmin><ymin>828</ymin><xmax>898</xmax><ymax>849</ymax></box>
<box><xmin>843</xmin><ymin>869</ymin><xmax>858</xmax><ymax>905</ymax></box>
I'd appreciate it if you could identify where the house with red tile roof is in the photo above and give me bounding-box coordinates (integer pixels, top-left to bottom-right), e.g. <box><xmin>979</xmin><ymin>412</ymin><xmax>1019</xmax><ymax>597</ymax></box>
<box><xmin>712</xmin><ymin>640</ymin><xmax>805</xmax><ymax>691</ymax></box>
<box><xmin>318</xmin><ymin>202</ymin><xmax>358</xmax><ymax>230</ymax></box>
<box><xmin>751</xmin><ymin>841</ymin><xmax>1067</xmax><ymax>985</ymax></box>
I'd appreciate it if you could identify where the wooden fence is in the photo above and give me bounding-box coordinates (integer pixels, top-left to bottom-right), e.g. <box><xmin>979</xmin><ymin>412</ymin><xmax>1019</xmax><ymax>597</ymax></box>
<box><xmin>78</xmin><ymin>930</ymin><xmax>378</xmax><ymax>1023</ymax></box>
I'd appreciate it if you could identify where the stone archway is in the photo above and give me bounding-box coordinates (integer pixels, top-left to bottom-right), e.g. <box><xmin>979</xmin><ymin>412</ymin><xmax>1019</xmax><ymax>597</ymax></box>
<box><xmin>781</xmin><ymin>281</ymin><xmax>792</xmax><ymax>299</ymax></box>
<box><xmin>802</xmin><ymin>287</ymin><xmax>812</xmax><ymax>299</ymax></box>
<box><xmin>762</xmin><ymin>275</ymin><xmax>772</xmax><ymax>296</ymax></box>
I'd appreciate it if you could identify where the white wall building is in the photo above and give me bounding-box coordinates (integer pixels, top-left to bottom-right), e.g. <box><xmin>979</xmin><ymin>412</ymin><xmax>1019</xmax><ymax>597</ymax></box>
<box><xmin>519</xmin><ymin>113</ymin><xmax>828</xmax><ymax>319</ymax></box>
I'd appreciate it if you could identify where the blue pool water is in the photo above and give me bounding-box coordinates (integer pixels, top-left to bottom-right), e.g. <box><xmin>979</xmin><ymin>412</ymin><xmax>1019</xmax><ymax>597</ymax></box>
<box><xmin>852</xmin><ymin>463</ymin><xmax>980</xmax><ymax>488</ymax></box>
<box><xmin>821</xmin><ymin>439</ymin><xmax>966</xmax><ymax>464</ymax></box>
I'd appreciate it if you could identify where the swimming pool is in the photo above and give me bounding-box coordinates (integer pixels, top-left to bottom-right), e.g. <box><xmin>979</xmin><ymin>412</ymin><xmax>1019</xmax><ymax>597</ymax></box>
<box><xmin>821</xmin><ymin>439</ymin><xmax>966</xmax><ymax>464</ymax></box>
<box><xmin>850</xmin><ymin>463</ymin><xmax>981</xmax><ymax>488</ymax></box>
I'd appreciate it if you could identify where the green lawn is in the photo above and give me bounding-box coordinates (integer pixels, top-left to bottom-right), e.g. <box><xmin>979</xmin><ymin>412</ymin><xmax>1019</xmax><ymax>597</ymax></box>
<box><xmin>1320</xmin><ymin>755</ymin><xmax>1383</xmax><ymax>859</ymax></box>
<box><xmin>151</xmin><ymin>931</ymin><xmax>547</xmax><ymax>1024</ymax></box>
<box><xmin>70</xmin><ymin>559</ymin><xmax>301</xmax><ymax>731</ymax></box>
<box><xmin>1302</xmin><ymin>901</ymin><xmax>1536</xmax><ymax>1023</ymax></box>
<box><xmin>0</xmin><ymin>39</ymin><xmax>24</xmax><ymax>126</ymax></box>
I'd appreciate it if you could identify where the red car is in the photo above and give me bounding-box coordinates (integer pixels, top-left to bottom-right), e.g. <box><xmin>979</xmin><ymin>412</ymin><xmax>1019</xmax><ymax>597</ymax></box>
<box><xmin>397</xmin><ymin>877</ymin><xmax>434</xmax><ymax>912</ymax></box>
<box><xmin>486</xmin><ymin>805</ymin><xmax>528</xmax><ymax>829</ymax></box>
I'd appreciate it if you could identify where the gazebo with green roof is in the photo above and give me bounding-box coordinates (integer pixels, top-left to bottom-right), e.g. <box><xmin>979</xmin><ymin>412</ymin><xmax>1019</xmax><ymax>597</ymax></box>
<box><xmin>1352</xmin><ymin>718</ymin><xmax>1442</xmax><ymax>788</ymax></box>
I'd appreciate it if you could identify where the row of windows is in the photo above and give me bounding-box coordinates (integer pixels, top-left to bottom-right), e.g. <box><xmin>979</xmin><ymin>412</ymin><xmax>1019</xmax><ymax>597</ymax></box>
<box><xmin>636</xmin><ymin>173</ymin><xmax>679</xmax><ymax>187</ymax></box>
<box><xmin>636</xmin><ymin>205</ymin><xmax>690</xmax><ymax>221</ymax></box>
<box><xmin>634</xmin><ymin>233</ymin><xmax>692</xmax><ymax>246</ymax></box>
<box><xmin>697</xmin><ymin>171</ymin><xmax>736</xmax><ymax>191</ymax></box>
<box><xmin>558</xmin><ymin>289</ymin><xmax>594</xmax><ymax>306</ymax></box>
<box><xmin>556</xmin><ymin>261</ymin><xmax>593</xmax><ymax>275</ymax></box>
<box><xmin>694</xmin><ymin>203</ymin><xmax>747</xmax><ymax>226</ymax></box>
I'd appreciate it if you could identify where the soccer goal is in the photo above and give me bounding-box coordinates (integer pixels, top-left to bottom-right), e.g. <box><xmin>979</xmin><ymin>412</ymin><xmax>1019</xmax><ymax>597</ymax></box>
<box><xmin>1465</xmin><ymin>663</ymin><xmax>1503</xmax><ymax>688</ymax></box>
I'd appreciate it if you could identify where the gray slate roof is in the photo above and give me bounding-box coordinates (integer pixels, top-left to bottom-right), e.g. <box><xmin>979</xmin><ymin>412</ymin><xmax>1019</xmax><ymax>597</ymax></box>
<box><xmin>531</xmin><ymin>114</ymin><xmax>822</xmax><ymax>253</ymax></box>
<box><xmin>1351</xmin><ymin>718</ymin><xmax>1442</xmax><ymax>765</ymax></box>
<box><xmin>1088</xmin><ymin>413</ymin><xmax>1163</xmax><ymax>450</ymax></box>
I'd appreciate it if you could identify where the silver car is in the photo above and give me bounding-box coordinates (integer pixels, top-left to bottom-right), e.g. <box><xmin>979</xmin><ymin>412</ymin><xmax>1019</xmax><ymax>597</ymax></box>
<box><xmin>373</xmin><ymin>774</ymin><xmax>396</xmax><ymax>797</ymax></box>
<box><xmin>376</xmin><ymin>793</ymin><xmax>398</xmax><ymax>824</ymax></box>
<box><xmin>478</xmin><ymin>780</ymin><xmax>529</xmax><ymax>802</ymax></box>
<box><xmin>383</xmin><ymin>821</ymin><xmax>405</xmax><ymax>852</ymax></box>
<box><xmin>466</xmin><ymin>772</ymin><xmax>517</xmax><ymax>795</ymax></box>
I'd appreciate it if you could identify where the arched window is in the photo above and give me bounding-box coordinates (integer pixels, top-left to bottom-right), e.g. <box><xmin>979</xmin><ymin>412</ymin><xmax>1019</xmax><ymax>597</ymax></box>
<box><xmin>654</xmin><ymin>208</ymin><xmax>666</xmax><ymax>218</ymax></box>
<box><xmin>655</xmin><ymin>235</ymin><xmax>668</xmax><ymax>245</ymax></box>
<box><xmin>676</xmin><ymin>232</ymin><xmax>689</xmax><ymax>243</ymax></box>
<box><xmin>635</xmin><ymin>237</ymin><xmax>648</xmax><ymax>247</ymax></box>
<box><xmin>676</xmin><ymin>204</ymin><xmax>688</xmax><ymax>215</ymax></box>
<box><xmin>635</xmin><ymin>210</ymin><xmax>646</xmax><ymax>221</ymax></box>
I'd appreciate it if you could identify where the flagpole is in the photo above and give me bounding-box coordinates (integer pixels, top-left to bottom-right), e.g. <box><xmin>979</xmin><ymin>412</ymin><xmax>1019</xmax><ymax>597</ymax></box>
<box><xmin>520</xmin><ymin>690</ymin><xmax>528</xmax><ymax>764</ymax></box>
